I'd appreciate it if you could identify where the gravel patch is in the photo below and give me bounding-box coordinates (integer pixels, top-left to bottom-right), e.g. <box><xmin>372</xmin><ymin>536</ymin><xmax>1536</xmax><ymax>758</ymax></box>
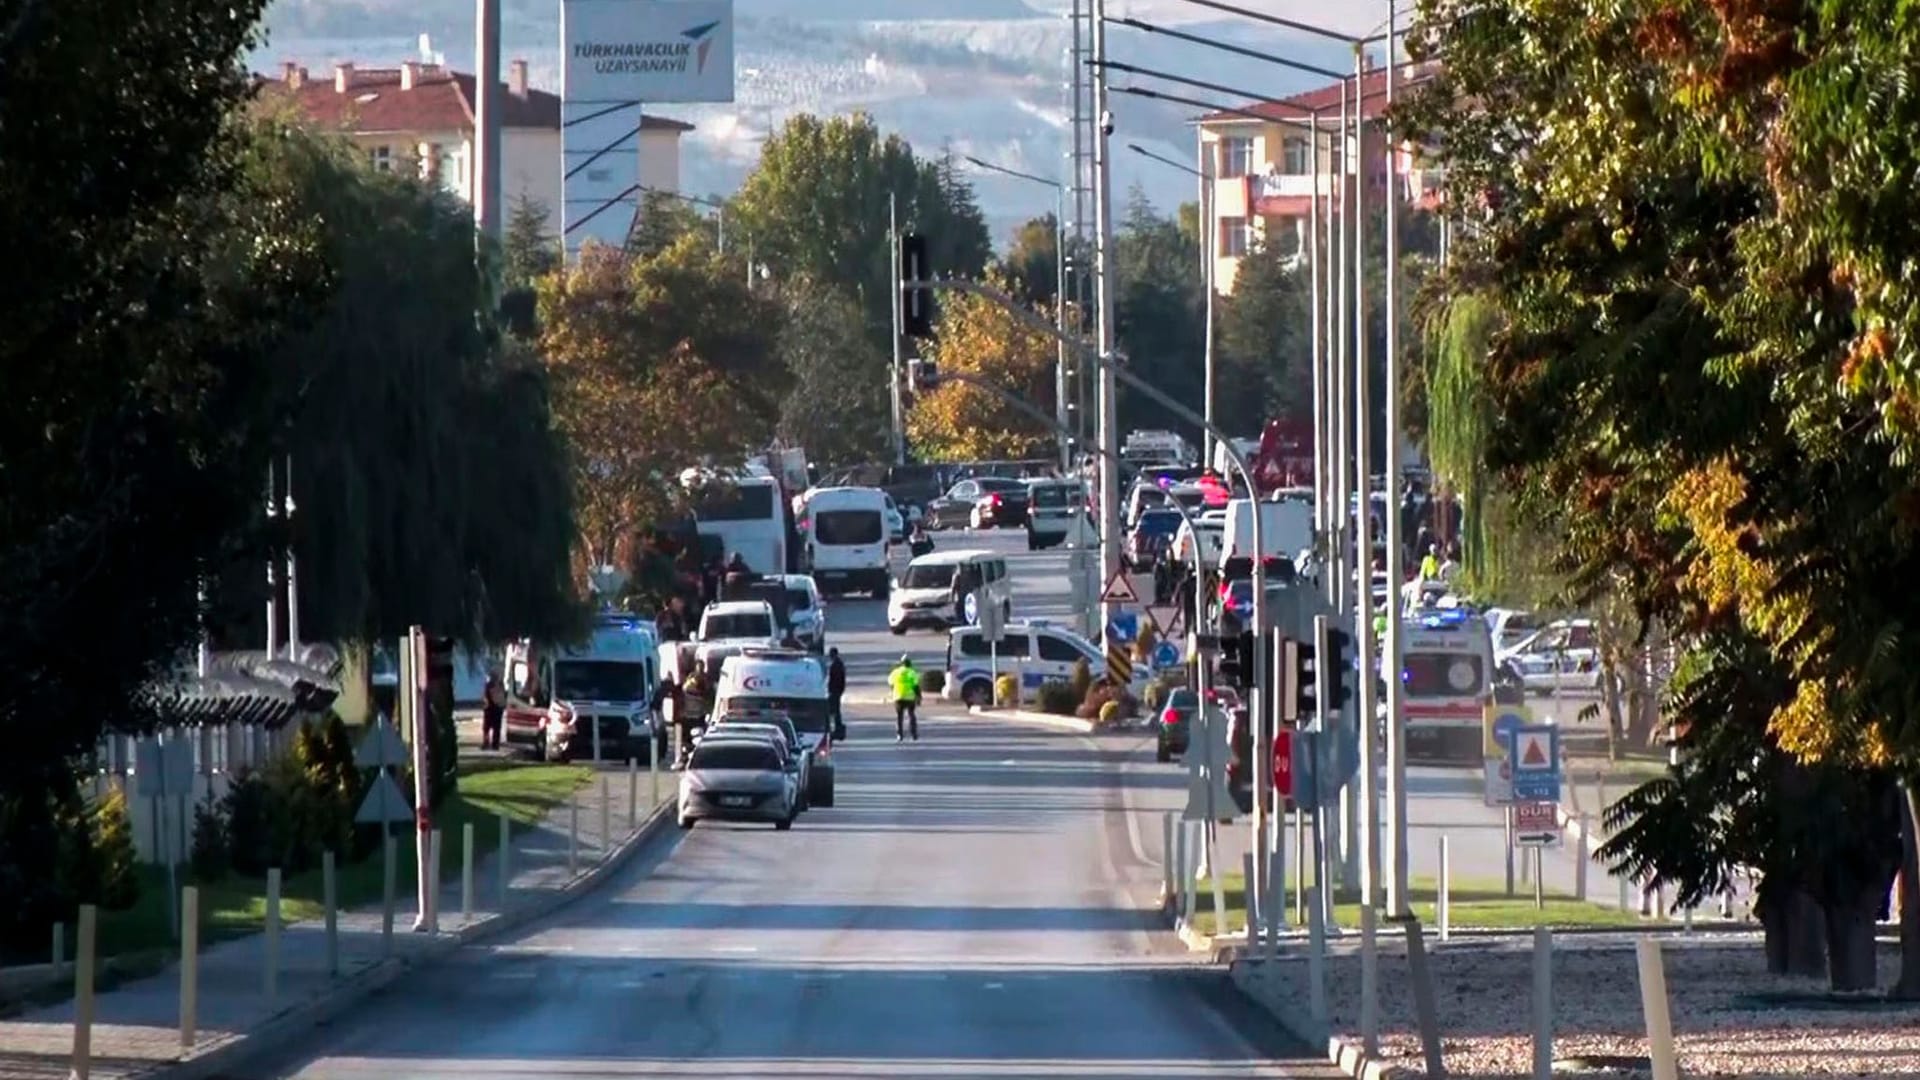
<box><xmin>1241</xmin><ymin>935</ymin><xmax>1920</xmax><ymax>1078</ymax></box>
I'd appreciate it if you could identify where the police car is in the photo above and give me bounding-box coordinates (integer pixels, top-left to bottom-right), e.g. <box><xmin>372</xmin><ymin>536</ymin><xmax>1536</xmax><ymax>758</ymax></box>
<box><xmin>942</xmin><ymin>620</ymin><xmax>1150</xmax><ymax>708</ymax></box>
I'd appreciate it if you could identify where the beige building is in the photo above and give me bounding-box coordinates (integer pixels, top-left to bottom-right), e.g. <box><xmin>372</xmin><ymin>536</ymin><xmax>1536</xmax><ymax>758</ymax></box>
<box><xmin>257</xmin><ymin>60</ymin><xmax>693</xmax><ymax>241</ymax></box>
<box><xmin>1195</xmin><ymin>61</ymin><xmax>1442</xmax><ymax>294</ymax></box>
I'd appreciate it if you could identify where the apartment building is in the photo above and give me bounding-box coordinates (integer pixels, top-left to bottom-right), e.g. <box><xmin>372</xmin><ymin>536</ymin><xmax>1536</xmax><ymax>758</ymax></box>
<box><xmin>1195</xmin><ymin>60</ymin><xmax>1442</xmax><ymax>294</ymax></box>
<box><xmin>257</xmin><ymin>59</ymin><xmax>693</xmax><ymax>241</ymax></box>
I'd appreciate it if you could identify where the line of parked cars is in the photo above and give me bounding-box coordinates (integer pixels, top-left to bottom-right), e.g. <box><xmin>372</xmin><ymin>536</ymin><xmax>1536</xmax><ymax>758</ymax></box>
<box><xmin>676</xmin><ymin>646</ymin><xmax>838</xmax><ymax>831</ymax></box>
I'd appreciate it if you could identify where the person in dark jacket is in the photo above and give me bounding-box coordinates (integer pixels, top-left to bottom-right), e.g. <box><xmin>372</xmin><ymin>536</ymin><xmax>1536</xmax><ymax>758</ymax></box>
<box><xmin>480</xmin><ymin>673</ymin><xmax>507</xmax><ymax>751</ymax></box>
<box><xmin>826</xmin><ymin>647</ymin><xmax>848</xmax><ymax>741</ymax></box>
<box><xmin>656</xmin><ymin>595</ymin><xmax>690</xmax><ymax>642</ymax></box>
<box><xmin>647</xmin><ymin>677</ymin><xmax>683</xmax><ymax>765</ymax></box>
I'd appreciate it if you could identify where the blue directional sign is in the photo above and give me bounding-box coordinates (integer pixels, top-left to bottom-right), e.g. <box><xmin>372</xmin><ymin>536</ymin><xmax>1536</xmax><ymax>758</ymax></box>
<box><xmin>1292</xmin><ymin>725</ymin><xmax>1362</xmax><ymax>809</ymax></box>
<box><xmin>1506</xmin><ymin>724</ymin><xmax>1562</xmax><ymax>802</ymax></box>
<box><xmin>1151</xmin><ymin>640</ymin><xmax>1182</xmax><ymax>671</ymax></box>
<box><xmin>1107</xmin><ymin>611</ymin><xmax>1140</xmax><ymax>646</ymax></box>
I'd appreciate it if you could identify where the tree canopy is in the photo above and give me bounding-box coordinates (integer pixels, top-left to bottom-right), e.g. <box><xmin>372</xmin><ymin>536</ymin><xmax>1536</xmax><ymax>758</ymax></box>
<box><xmin>905</xmin><ymin>274</ymin><xmax>1059</xmax><ymax>462</ymax></box>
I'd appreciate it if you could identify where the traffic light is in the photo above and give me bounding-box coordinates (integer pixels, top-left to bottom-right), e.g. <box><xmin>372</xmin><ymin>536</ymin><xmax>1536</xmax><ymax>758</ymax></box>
<box><xmin>1293</xmin><ymin>635</ymin><xmax>1318</xmax><ymax>719</ymax></box>
<box><xmin>1221</xmin><ymin>628</ymin><xmax>1255</xmax><ymax>691</ymax></box>
<box><xmin>1321</xmin><ymin>622</ymin><xmax>1354</xmax><ymax>712</ymax></box>
<box><xmin>899</xmin><ymin>232</ymin><xmax>934</xmax><ymax>338</ymax></box>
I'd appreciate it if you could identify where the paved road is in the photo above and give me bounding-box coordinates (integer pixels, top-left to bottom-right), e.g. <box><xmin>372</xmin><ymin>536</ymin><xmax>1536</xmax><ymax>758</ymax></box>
<box><xmin>247</xmin><ymin>526</ymin><xmax>1336</xmax><ymax>1079</ymax></box>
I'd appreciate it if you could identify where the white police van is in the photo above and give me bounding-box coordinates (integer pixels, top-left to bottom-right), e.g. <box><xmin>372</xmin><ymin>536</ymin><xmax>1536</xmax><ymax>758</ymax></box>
<box><xmin>942</xmin><ymin>620</ymin><xmax>1149</xmax><ymax>707</ymax></box>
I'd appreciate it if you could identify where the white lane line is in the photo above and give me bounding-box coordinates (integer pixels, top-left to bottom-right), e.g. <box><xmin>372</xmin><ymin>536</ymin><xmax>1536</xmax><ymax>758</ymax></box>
<box><xmin>711</xmin><ymin>944</ymin><xmax>759</xmax><ymax>954</ymax></box>
<box><xmin>983</xmin><ymin>981</ymin><xmax>1005</xmax><ymax>990</ymax></box>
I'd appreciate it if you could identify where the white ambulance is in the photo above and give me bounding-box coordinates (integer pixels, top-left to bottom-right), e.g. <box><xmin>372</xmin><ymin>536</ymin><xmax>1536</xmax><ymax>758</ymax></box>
<box><xmin>1397</xmin><ymin>607</ymin><xmax>1495</xmax><ymax>763</ymax></box>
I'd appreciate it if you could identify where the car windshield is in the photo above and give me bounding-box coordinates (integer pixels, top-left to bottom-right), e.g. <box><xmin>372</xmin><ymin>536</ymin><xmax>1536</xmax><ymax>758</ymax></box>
<box><xmin>1404</xmin><ymin>652</ymin><xmax>1486</xmax><ymax>697</ymax></box>
<box><xmin>902</xmin><ymin>563</ymin><xmax>957</xmax><ymax>589</ymax></box>
<box><xmin>785</xmin><ymin>586</ymin><xmax>813</xmax><ymax>611</ymax></box>
<box><xmin>1136</xmin><ymin>511</ymin><xmax>1183</xmax><ymax>535</ymax></box>
<box><xmin>1166</xmin><ymin>688</ymin><xmax>1199</xmax><ymax>710</ymax></box>
<box><xmin>552</xmin><ymin>660</ymin><xmax>646</xmax><ymax>702</ymax></box>
<box><xmin>727</xmin><ymin>696</ymin><xmax>830</xmax><ymax>734</ymax></box>
<box><xmin>815</xmin><ymin>509</ymin><xmax>883</xmax><ymax>545</ymax></box>
<box><xmin>705</xmin><ymin>613</ymin><xmax>773</xmax><ymax>639</ymax></box>
<box><xmin>1030</xmin><ymin>484</ymin><xmax>1077</xmax><ymax>508</ymax></box>
<box><xmin>690</xmin><ymin>743</ymin><xmax>780</xmax><ymax>771</ymax></box>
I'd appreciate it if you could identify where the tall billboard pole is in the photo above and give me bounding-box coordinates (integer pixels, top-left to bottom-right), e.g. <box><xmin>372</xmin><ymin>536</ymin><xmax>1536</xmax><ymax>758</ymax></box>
<box><xmin>475</xmin><ymin>0</ymin><xmax>503</xmax><ymax>261</ymax></box>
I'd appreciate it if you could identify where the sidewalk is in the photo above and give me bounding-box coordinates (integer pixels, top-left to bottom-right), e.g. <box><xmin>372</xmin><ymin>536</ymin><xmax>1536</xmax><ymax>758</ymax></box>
<box><xmin>0</xmin><ymin>761</ymin><xmax>670</xmax><ymax>1080</ymax></box>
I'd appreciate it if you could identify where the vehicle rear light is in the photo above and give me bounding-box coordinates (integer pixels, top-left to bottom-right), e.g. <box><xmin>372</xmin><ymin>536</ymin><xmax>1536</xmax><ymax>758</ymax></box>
<box><xmin>1161</xmin><ymin>707</ymin><xmax>1179</xmax><ymax>725</ymax></box>
<box><xmin>989</xmin><ymin>493</ymin><xmax>1002</xmax><ymax>507</ymax></box>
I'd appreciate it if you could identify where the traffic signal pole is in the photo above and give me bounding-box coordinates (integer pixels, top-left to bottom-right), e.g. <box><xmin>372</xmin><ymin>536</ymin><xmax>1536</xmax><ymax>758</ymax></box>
<box><xmin>888</xmin><ymin>194</ymin><xmax>907</xmax><ymax>466</ymax></box>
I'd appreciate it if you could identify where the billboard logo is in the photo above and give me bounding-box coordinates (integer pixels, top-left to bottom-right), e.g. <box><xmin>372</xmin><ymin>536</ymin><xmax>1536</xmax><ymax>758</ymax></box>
<box><xmin>684</xmin><ymin>21</ymin><xmax>720</xmax><ymax>75</ymax></box>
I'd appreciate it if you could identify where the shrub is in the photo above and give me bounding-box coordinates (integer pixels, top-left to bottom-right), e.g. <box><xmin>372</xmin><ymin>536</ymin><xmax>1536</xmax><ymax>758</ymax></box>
<box><xmin>1068</xmin><ymin>657</ymin><xmax>1092</xmax><ymax>703</ymax></box>
<box><xmin>190</xmin><ymin>795</ymin><xmax>229</xmax><ymax>882</ymax></box>
<box><xmin>90</xmin><ymin>787</ymin><xmax>138</xmax><ymax>910</ymax></box>
<box><xmin>1076</xmin><ymin>682</ymin><xmax>1138</xmax><ymax>720</ymax></box>
<box><xmin>263</xmin><ymin>753</ymin><xmax>329</xmax><ymax>875</ymax></box>
<box><xmin>1132</xmin><ymin>623</ymin><xmax>1159</xmax><ymax>662</ymax></box>
<box><xmin>223</xmin><ymin>768</ymin><xmax>274</xmax><ymax>877</ymax></box>
<box><xmin>1035</xmin><ymin>680</ymin><xmax>1079</xmax><ymax>716</ymax></box>
<box><xmin>994</xmin><ymin>674</ymin><xmax>1019</xmax><ymax>706</ymax></box>
<box><xmin>1098</xmin><ymin>700</ymin><xmax>1121</xmax><ymax>728</ymax></box>
<box><xmin>1143</xmin><ymin>674</ymin><xmax>1185</xmax><ymax>713</ymax></box>
<box><xmin>298</xmin><ymin>714</ymin><xmax>361</xmax><ymax>860</ymax></box>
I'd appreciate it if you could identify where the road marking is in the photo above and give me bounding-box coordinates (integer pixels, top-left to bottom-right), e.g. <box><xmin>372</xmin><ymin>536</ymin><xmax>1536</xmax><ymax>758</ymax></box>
<box><xmin>711</xmin><ymin>944</ymin><xmax>759</xmax><ymax>954</ymax></box>
<box><xmin>983</xmin><ymin>981</ymin><xmax>1004</xmax><ymax>990</ymax></box>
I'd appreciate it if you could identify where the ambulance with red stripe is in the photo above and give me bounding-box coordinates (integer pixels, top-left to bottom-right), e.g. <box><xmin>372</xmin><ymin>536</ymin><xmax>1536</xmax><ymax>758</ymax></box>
<box><xmin>1399</xmin><ymin>607</ymin><xmax>1495</xmax><ymax>763</ymax></box>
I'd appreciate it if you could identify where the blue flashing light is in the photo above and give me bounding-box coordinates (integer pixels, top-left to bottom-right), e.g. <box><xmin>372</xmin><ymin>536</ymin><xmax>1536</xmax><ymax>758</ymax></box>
<box><xmin>1418</xmin><ymin>609</ymin><xmax>1471</xmax><ymax>630</ymax></box>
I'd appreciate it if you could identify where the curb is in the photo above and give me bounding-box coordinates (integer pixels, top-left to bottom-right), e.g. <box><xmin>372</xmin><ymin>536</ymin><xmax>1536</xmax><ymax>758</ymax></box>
<box><xmin>1228</xmin><ymin>961</ymin><xmax>1411</xmax><ymax>1080</ymax></box>
<box><xmin>143</xmin><ymin>796</ymin><xmax>677</xmax><ymax>1080</ymax></box>
<box><xmin>965</xmin><ymin>704</ymin><xmax>1096</xmax><ymax>734</ymax></box>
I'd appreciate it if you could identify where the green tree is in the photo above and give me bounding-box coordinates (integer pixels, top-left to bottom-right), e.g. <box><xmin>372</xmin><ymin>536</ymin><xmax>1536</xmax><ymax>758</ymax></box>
<box><xmin>1001</xmin><ymin>214</ymin><xmax>1059</xmax><ymax>307</ymax></box>
<box><xmin>905</xmin><ymin>272</ymin><xmax>1057</xmax><ymax>462</ymax></box>
<box><xmin>1215</xmin><ymin>239</ymin><xmax>1312</xmax><ymax>436</ymax></box>
<box><xmin>503</xmin><ymin>193</ymin><xmax>559</xmax><ymax>289</ymax></box>
<box><xmin>774</xmin><ymin>276</ymin><xmax>892</xmax><ymax>467</ymax></box>
<box><xmin>627</xmin><ymin>189</ymin><xmax>716</xmax><ymax>259</ymax></box>
<box><xmin>1113</xmin><ymin>189</ymin><xmax>1206</xmax><ymax>437</ymax></box>
<box><xmin>0</xmin><ymin>0</ymin><xmax>322</xmax><ymax>951</ymax></box>
<box><xmin>731</xmin><ymin>113</ymin><xmax>991</xmax><ymax>347</ymax></box>
<box><xmin>239</xmin><ymin>120</ymin><xmax>580</xmax><ymax>648</ymax></box>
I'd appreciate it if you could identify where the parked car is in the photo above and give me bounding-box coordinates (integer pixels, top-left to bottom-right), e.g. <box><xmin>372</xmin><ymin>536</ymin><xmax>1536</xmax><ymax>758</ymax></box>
<box><xmin>676</xmin><ymin>738</ymin><xmax>798</xmax><ymax>830</ymax></box>
<box><xmin>923</xmin><ymin>477</ymin><xmax>1029</xmax><ymax>530</ymax></box>
<box><xmin>1156</xmin><ymin>686</ymin><xmax>1198</xmax><ymax>762</ymax></box>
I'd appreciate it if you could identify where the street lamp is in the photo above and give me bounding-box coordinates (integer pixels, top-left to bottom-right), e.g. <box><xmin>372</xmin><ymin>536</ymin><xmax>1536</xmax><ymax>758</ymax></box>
<box><xmin>960</xmin><ymin>155</ymin><xmax>1075</xmax><ymax>473</ymax></box>
<box><xmin>1124</xmin><ymin>142</ymin><xmax>1217</xmax><ymax>472</ymax></box>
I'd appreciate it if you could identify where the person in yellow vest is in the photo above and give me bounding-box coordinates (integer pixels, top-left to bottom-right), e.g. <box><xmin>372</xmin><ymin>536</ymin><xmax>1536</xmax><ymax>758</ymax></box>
<box><xmin>1420</xmin><ymin>543</ymin><xmax>1441</xmax><ymax>582</ymax></box>
<box><xmin>888</xmin><ymin>654</ymin><xmax>922</xmax><ymax>743</ymax></box>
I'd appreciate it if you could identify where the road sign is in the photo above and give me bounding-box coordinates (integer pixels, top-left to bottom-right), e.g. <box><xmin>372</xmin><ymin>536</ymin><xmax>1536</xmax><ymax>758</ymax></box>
<box><xmin>1484</xmin><ymin>701</ymin><xmax>1533</xmax><ymax>759</ymax></box>
<box><xmin>1151</xmin><ymin>640</ymin><xmax>1182</xmax><ymax>671</ymax></box>
<box><xmin>1106</xmin><ymin>611</ymin><xmax>1140</xmax><ymax>645</ymax></box>
<box><xmin>977</xmin><ymin>590</ymin><xmax>1005</xmax><ymax>644</ymax></box>
<box><xmin>355</xmin><ymin>771</ymin><xmax>414</xmax><ymax>825</ymax></box>
<box><xmin>1508</xmin><ymin>724</ymin><xmax>1562</xmax><ymax>802</ymax></box>
<box><xmin>1100</xmin><ymin>568</ymin><xmax>1141</xmax><ymax>604</ymax></box>
<box><xmin>134</xmin><ymin>736</ymin><xmax>194</xmax><ymax>798</ymax></box>
<box><xmin>1106</xmin><ymin>645</ymin><xmax>1132</xmax><ymax>686</ymax></box>
<box><xmin>962</xmin><ymin>590</ymin><xmax>980</xmax><ymax>626</ymax></box>
<box><xmin>1272</xmin><ymin>729</ymin><xmax>1294</xmax><ymax>800</ymax></box>
<box><xmin>1292</xmin><ymin>724</ymin><xmax>1361</xmax><ymax>808</ymax></box>
<box><xmin>354</xmin><ymin>720</ymin><xmax>409</xmax><ymax>770</ymax></box>
<box><xmin>1514</xmin><ymin>800</ymin><xmax>1561</xmax><ymax>847</ymax></box>
<box><xmin>1483</xmin><ymin>756</ymin><xmax>1514</xmax><ymax>806</ymax></box>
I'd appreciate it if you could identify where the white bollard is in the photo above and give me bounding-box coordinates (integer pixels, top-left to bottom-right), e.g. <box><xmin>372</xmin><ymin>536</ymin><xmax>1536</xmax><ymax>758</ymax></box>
<box><xmin>264</xmin><ymin>868</ymin><xmax>282</xmax><ymax>999</ymax></box>
<box><xmin>1576</xmin><ymin>813</ymin><xmax>1590</xmax><ymax>901</ymax></box>
<box><xmin>1181</xmin><ymin>823</ymin><xmax>1196</xmax><ymax>925</ymax></box>
<box><xmin>1620</xmin><ymin>871</ymin><xmax>1632</xmax><ymax>911</ymax></box>
<box><xmin>650</xmin><ymin>736</ymin><xmax>661</xmax><ymax>807</ymax></box>
<box><xmin>497</xmin><ymin>811</ymin><xmax>510</xmax><ymax>907</ymax></box>
<box><xmin>1242</xmin><ymin>852</ymin><xmax>1257</xmax><ymax>942</ymax></box>
<box><xmin>1439</xmin><ymin>835</ymin><xmax>1452</xmax><ymax>942</ymax></box>
<box><xmin>1161</xmin><ymin>813</ymin><xmax>1175</xmax><ymax>903</ymax></box>
<box><xmin>323</xmin><ymin>851</ymin><xmax>338</xmax><ymax>976</ymax></box>
<box><xmin>1684</xmin><ymin>902</ymin><xmax>1695</xmax><ymax>933</ymax></box>
<box><xmin>1635</xmin><ymin>938</ymin><xmax>1680</xmax><ymax>1080</ymax></box>
<box><xmin>1306</xmin><ymin>889</ymin><xmax>1328</xmax><ymax>1022</ymax></box>
<box><xmin>179</xmin><ymin>886</ymin><xmax>199</xmax><ymax>1048</ymax></box>
<box><xmin>1359</xmin><ymin>902</ymin><xmax>1380</xmax><ymax>1055</ymax></box>
<box><xmin>52</xmin><ymin>920</ymin><xmax>64</xmax><ymax>978</ymax></box>
<box><xmin>628</xmin><ymin>756</ymin><xmax>639</xmax><ymax>830</ymax></box>
<box><xmin>461</xmin><ymin>823</ymin><xmax>475</xmax><ymax>920</ymax></box>
<box><xmin>72</xmin><ymin>905</ymin><xmax>96</xmax><ymax>1080</ymax></box>
<box><xmin>569</xmin><ymin>792</ymin><xmax>580</xmax><ymax>876</ymax></box>
<box><xmin>1532</xmin><ymin>925</ymin><xmax>1554</xmax><ymax>1080</ymax></box>
<box><xmin>381</xmin><ymin>834</ymin><xmax>396</xmax><ymax>958</ymax></box>
<box><xmin>600</xmin><ymin>774</ymin><xmax>611</xmax><ymax>854</ymax></box>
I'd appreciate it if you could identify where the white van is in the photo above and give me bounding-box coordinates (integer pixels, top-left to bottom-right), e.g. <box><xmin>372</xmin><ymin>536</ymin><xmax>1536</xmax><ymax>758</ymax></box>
<box><xmin>1219</xmin><ymin>497</ymin><xmax>1314</xmax><ymax>568</ymax></box>
<box><xmin>887</xmin><ymin>549</ymin><xmax>1012</xmax><ymax>635</ymax></box>
<box><xmin>942</xmin><ymin>620</ymin><xmax>1150</xmax><ymax>706</ymax></box>
<box><xmin>1024</xmin><ymin>477</ymin><xmax>1086</xmax><ymax>550</ymax></box>
<box><xmin>799</xmin><ymin>486</ymin><xmax>891</xmax><ymax>596</ymax></box>
<box><xmin>713</xmin><ymin>648</ymin><xmax>835</xmax><ymax>805</ymax></box>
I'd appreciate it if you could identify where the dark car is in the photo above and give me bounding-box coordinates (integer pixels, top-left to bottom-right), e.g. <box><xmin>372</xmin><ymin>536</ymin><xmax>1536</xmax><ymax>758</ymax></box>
<box><xmin>923</xmin><ymin>477</ymin><xmax>1030</xmax><ymax>530</ymax></box>
<box><xmin>822</xmin><ymin>463</ymin><xmax>945</xmax><ymax>515</ymax></box>
<box><xmin>1157</xmin><ymin>686</ymin><xmax>1198</xmax><ymax>762</ymax></box>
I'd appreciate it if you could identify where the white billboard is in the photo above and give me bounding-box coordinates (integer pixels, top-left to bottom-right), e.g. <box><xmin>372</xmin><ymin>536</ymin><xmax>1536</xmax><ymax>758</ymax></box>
<box><xmin>562</xmin><ymin>0</ymin><xmax>736</xmax><ymax>104</ymax></box>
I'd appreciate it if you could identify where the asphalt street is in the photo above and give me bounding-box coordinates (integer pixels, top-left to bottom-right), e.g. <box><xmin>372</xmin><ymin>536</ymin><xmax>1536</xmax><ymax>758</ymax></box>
<box><xmin>247</xmin><ymin>527</ymin><xmax>1338</xmax><ymax>1080</ymax></box>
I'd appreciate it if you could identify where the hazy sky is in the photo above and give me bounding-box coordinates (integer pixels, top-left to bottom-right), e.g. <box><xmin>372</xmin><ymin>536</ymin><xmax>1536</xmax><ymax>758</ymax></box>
<box><xmin>1037</xmin><ymin>0</ymin><xmax>1394</xmax><ymax>38</ymax></box>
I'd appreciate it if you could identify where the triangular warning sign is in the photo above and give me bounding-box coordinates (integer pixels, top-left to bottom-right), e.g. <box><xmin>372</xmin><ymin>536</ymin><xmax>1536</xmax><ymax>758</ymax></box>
<box><xmin>1100</xmin><ymin>568</ymin><xmax>1140</xmax><ymax>604</ymax></box>
<box><xmin>1521</xmin><ymin>735</ymin><xmax>1549</xmax><ymax>767</ymax></box>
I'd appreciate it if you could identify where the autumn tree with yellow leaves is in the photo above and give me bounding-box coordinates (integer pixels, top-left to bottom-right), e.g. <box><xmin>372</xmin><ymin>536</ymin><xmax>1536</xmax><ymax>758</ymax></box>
<box><xmin>905</xmin><ymin>274</ymin><xmax>1059</xmax><ymax>462</ymax></box>
<box><xmin>538</xmin><ymin>237</ymin><xmax>785</xmax><ymax>579</ymax></box>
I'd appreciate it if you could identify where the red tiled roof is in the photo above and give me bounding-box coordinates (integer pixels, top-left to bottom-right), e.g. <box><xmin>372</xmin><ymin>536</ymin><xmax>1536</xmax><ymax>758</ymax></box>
<box><xmin>255</xmin><ymin>65</ymin><xmax>694</xmax><ymax>135</ymax></box>
<box><xmin>1197</xmin><ymin>60</ymin><xmax>1441</xmax><ymax>125</ymax></box>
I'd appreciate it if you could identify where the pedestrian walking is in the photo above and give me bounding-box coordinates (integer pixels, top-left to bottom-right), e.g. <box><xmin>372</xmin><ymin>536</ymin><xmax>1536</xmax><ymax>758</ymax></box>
<box><xmin>888</xmin><ymin>654</ymin><xmax>922</xmax><ymax>742</ymax></box>
<box><xmin>481</xmin><ymin>672</ymin><xmax>507</xmax><ymax>751</ymax></box>
<box><xmin>827</xmin><ymin>647</ymin><xmax>848</xmax><ymax>741</ymax></box>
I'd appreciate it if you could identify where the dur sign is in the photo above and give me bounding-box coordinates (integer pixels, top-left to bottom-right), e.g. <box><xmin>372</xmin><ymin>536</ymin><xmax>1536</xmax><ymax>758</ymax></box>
<box><xmin>562</xmin><ymin>0</ymin><xmax>737</xmax><ymax>104</ymax></box>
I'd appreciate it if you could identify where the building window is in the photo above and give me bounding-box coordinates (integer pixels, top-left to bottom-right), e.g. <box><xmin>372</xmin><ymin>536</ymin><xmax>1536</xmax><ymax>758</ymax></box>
<box><xmin>1219</xmin><ymin>216</ymin><xmax>1251</xmax><ymax>257</ymax></box>
<box><xmin>1282</xmin><ymin>136</ymin><xmax>1310</xmax><ymax>176</ymax></box>
<box><xmin>370</xmin><ymin>145</ymin><xmax>392</xmax><ymax>172</ymax></box>
<box><xmin>1219</xmin><ymin>137</ymin><xmax>1254</xmax><ymax>178</ymax></box>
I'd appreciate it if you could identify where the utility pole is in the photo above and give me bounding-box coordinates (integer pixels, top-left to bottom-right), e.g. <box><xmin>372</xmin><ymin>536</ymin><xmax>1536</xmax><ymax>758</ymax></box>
<box><xmin>1055</xmin><ymin>186</ymin><xmax>1072</xmax><ymax>471</ymax></box>
<box><xmin>473</xmin><ymin>0</ymin><xmax>503</xmax><ymax>289</ymax></box>
<box><xmin>1091</xmin><ymin>0</ymin><xmax>1121</xmax><ymax>626</ymax></box>
<box><xmin>1383</xmin><ymin>0</ymin><xmax>1410</xmax><ymax>919</ymax></box>
<box><xmin>1351</xmin><ymin>40</ymin><xmax>1382</xmax><ymax>1051</ymax></box>
<box><xmin>1197</xmin><ymin>127</ymin><xmax>1216</xmax><ymax>471</ymax></box>
<box><xmin>889</xmin><ymin>192</ymin><xmax>907</xmax><ymax>466</ymax></box>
